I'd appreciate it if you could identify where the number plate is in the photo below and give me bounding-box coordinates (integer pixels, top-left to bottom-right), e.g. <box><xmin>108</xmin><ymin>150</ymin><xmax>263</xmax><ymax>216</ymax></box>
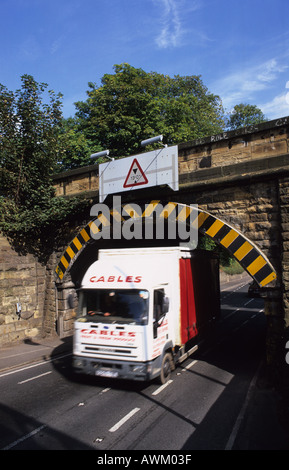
<box><xmin>95</xmin><ymin>370</ymin><xmax>118</xmax><ymax>378</ymax></box>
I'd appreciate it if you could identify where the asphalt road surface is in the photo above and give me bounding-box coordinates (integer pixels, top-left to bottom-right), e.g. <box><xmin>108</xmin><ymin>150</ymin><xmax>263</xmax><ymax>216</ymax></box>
<box><xmin>0</xmin><ymin>277</ymin><xmax>267</xmax><ymax>451</ymax></box>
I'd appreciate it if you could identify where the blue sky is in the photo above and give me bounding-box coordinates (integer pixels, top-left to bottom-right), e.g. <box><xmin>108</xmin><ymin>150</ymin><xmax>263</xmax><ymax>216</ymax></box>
<box><xmin>1</xmin><ymin>0</ymin><xmax>289</xmax><ymax>121</ymax></box>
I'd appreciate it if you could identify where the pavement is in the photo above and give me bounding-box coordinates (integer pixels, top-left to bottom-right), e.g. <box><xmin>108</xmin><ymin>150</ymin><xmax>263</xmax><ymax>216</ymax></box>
<box><xmin>230</xmin><ymin>361</ymin><xmax>289</xmax><ymax>450</ymax></box>
<box><xmin>0</xmin><ymin>334</ymin><xmax>73</xmax><ymax>373</ymax></box>
<box><xmin>0</xmin><ymin>333</ymin><xmax>288</xmax><ymax>450</ymax></box>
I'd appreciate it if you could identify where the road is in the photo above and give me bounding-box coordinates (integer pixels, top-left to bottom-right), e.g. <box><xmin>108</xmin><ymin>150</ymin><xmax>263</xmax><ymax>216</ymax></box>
<box><xmin>0</xmin><ymin>277</ymin><xmax>267</xmax><ymax>451</ymax></box>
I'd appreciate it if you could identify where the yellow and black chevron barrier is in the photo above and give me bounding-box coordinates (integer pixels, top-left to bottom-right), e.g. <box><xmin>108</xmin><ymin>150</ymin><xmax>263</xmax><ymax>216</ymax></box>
<box><xmin>55</xmin><ymin>201</ymin><xmax>276</xmax><ymax>287</ymax></box>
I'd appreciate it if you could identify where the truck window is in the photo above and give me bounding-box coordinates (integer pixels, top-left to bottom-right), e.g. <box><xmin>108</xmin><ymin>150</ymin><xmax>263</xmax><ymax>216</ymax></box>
<box><xmin>153</xmin><ymin>288</ymin><xmax>165</xmax><ymax>321</ymax></box>
<box><xmin>77</xmin><ymin>289</ymin><xmax>149</xmax><ymax>325</ymax></box>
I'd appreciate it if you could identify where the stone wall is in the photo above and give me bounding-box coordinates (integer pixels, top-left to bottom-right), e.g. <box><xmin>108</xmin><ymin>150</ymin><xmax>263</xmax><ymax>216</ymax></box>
<box><xmin>186</xmin><ymin>180</ymin><xmax>281</xmax><ymax>276</ymax></box>
<box><xmin>0</xmin><ymin>234</ymin><xmax>46</xmax><ymax>346</ymax></box>
<box><xmin>280</xmin><ymin>177</ymin><xmax>289</xmax><ymax>329</ymax></box>
<box><xmin>54</xmin><ymin>166</ymin><xmax>99</xmax><ymax>197</ymax></box>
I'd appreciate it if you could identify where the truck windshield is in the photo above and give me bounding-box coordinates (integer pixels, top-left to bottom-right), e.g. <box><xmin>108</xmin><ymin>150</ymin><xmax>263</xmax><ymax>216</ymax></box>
<box><xmin>77</xmin><ymin>289</ymin><xmax>149</xmax><ymax>325</ymax></box>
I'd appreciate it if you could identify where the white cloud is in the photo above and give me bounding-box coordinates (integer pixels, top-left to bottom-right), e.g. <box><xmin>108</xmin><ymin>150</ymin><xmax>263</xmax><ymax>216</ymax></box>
<box><xmin>154</xmin><ymin>0</ymin><xmax>202</xmax><ymax>49</ymax></box>
<box><xmin>50</xmin><ymin>37</ymin><xmax>62</xmax><ymax>55</ymax></box>
<box><xmin>19</xmin><ymin>35</ymin><xmax>41</xmax><ymax>61</ymax></box>
<box><xmin>259</xmin><ymin>93</ymin><xmax>289</xmax><ymax>120</ymax></box>
<box><xmin>256</xmin><ymin>58</ymin><xmax>288</xmax><ymax>83</ymax></box>
<box><xmin>211</xmin><ymin>58</ymin><xmax>288</xmax><ymax>112</ymax></box>
<box><xmin>155</xmin><ymin>0</ymin><xmax>182</xmax><ymax>48</ymax></box>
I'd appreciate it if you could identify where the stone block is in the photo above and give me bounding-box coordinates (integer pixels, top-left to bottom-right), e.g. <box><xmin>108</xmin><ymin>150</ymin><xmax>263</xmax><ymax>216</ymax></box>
<box><xmin>24</xmin><ymin>327</ymin><xmax>40</xmax><ymax>338</ymax></box>
<box><xmin>251</xmin><ymin>140</ymin><xmax>287</xmax><ymax>158</ymax></box>
<box><xmin>249</xmin><ymin>213</ymin><xmax>269</xmax><ymax>222</ymax></box>
<box><xmin>283</xmin><ymin>252</ymin><xmax>289</xmax><ymax>262</ymax></box>
<box><xmin>9</xmin><ymin>330</ymin><xmax>25</xmax><ymax>343</ymax></box>
<box><xmin>0</xmin><ymin>323</ymin><xmax>15</xmax><ymax>336</ymax></box>
<box><xmin>283</xmin><ymin>241</ymin><xmax>289</xmax><ymax>251</ymax></box>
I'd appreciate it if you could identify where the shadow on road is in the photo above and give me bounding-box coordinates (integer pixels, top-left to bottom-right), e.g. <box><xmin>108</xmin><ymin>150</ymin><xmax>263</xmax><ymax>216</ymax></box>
<box><xmin>0</xmin><ymin>402</ymin><xmax>94</xmax><ymax>450</ymax></box>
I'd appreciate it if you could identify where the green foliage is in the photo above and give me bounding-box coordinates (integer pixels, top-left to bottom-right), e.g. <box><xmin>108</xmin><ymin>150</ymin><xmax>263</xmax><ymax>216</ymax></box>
<box><xmin>0</xmin><ymin>75</ymin><xmax>63</xmax><ymax>199</ymax></box>
<box><xmin>72</xmin><ymin>63</ymin><xmax>225</xmax><ymax>161</ymax></box>
<box><xmin>198</xmin><ymin>234</ymin><xmax>233</xmax><ymax>267</ymax></box>
<box><xmin>56</xmin><ymin>117</ymin><xmax>95</xmax><ymax>172</ymax></box>
<box><xmin>0</xmin><ymin>75</ymin><xmax>89</xmax><ymax>261</ymax></box>
<box><xmin>226</xmin><ymin>103</ymin><xmax>267</xmax><ymax>130</ymax></box>
<box><xmin>221</xmin><ymin>259</ymin><xmax>244</xmax><ymax>275</ymax></box>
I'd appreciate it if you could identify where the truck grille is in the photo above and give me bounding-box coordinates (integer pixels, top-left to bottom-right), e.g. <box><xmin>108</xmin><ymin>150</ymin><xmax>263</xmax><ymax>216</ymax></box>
<box><xmin>81</xmin><ymin>343</ymin><xmax>137</xmax><ymax>359</ymax></box>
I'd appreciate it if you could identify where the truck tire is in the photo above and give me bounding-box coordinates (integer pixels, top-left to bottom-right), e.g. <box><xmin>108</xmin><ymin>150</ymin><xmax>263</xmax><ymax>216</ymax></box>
<box><xmin>159</xmin><ymin>352</ymin><xmax>173</xmax><ymax>384</ymax></box>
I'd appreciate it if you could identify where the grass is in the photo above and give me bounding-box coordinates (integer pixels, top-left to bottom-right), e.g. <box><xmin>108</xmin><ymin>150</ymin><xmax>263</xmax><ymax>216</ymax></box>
<box><xmin>221</xmin><ymin>258</ymin><xmax>244</xmax><ymax>275</ymax></box>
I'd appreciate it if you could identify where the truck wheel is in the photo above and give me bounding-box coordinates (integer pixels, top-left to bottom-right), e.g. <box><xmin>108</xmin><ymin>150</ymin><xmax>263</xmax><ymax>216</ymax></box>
<box><xmin>159</xmin><ymin>352</ymin><xmax>173</xmax><ymax>384</ymax></box>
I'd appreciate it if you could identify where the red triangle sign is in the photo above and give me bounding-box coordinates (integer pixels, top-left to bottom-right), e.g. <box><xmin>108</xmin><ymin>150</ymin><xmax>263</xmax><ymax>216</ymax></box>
<box><xmin>123</xmin><ymin>158</ymin><xmax>148</xmax><ymax>188</ymax></box>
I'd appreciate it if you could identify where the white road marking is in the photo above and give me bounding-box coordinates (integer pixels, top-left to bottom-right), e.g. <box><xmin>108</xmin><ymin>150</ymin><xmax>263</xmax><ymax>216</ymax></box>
<box><xmin>221</xmin><ymin>281</ymin><xmax>249</xmax><ymax>297</ymax></box>
<box><xmin>0</xmin><ymin>353</ymin><xmax>71</xmax><ymax>379</ymax></box>
<box><xmin>0</xmin><ymin>347</ymin><xmax>54</xmax><ymax>360</ymax></box>
<box><xmin>18</xmin><ymin>371</ymin><xmax>52</xmax><ymax>384</ymax></box>
<box><xmin>184</xmin><ymin>360</ymin><xmax>198</xmax><ymax>370</ymax></box>
<box><xmin>2</xmin><ymin>425</ymin><xmax>46</xmax><ymax>450</ymax></box>
<box><xmin>152</xmin><ymin>379</ymin><xmax>173</xmax><ymax>396</ymax></box>
<box><xmin>109</xmin><ymin>407</ymin><xmax>140</xmax><ymax>432</ymax></box>
<box><xmin>225</xmin><ymin>362</ymin><xmax>262</xmax><ymax>450</ymax></box>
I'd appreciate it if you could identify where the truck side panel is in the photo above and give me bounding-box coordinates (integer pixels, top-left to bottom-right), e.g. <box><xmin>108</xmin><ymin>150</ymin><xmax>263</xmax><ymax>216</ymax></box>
<box><xmin>179</xmin><ymin>258</ymin><xmax>198</xmax><ymax>344</ymax></box>
<box><xmin>179</xmin><ymin>252</ymin><xmax>220</xmax><ymax>346</ymax></box>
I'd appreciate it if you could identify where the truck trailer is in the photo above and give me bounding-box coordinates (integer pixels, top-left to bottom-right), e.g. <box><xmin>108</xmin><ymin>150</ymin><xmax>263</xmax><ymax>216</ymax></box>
<box><xmin>73</xmin><ymin>247</ymin><xmax>220</xmax><ymax>384</ymax></box>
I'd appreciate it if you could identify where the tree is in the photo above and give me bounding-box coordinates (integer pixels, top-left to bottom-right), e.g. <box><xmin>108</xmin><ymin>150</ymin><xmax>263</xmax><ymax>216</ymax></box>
<box><xmin>226</xmin><ymin>103</ymin><xmax>267</xmax><ymax>130</ymax></box>
<box><xmin>57</xmin><ymin>117</ymin><xmax>95</xmax><ymax>172</ymax></box>
<box><xmin>73</xmin><ymin>63</ymin><xmax>225</xmax><ymax>160</ymax></box>
<box><xmin>0</xmin><ymin>75</ymin><xmax>89</xmax><ymax>260</ymax></box>
<box><xmin>0</xmin><ymin>75</ymin><xmax>63</xmax><ymax>201</ymax></box>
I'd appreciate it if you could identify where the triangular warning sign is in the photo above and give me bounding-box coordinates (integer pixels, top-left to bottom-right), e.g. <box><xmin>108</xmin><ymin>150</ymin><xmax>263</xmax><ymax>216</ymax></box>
<box><xmin>123</xmin><ymin>158</ymin><xmax>148</xmax><ymax>188</ymax></box>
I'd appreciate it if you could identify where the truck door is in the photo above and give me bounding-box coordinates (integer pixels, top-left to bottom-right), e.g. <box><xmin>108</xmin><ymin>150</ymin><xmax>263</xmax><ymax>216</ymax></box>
<box><xmin>152</xmin><ymin>287</ymin><xmax>169</xmax><ymax>359</ymax></box>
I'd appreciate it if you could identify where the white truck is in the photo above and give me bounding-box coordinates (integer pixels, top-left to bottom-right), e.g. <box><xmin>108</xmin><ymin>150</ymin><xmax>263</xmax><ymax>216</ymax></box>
<box><xmin>73</xmin><ymin>247</ymin><xmax>220</xmax><ymax>384</ymax></box>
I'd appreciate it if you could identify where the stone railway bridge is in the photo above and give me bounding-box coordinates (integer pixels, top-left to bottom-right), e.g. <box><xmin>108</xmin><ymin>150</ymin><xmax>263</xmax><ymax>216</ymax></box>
<box><xmin>1</xmin><ymin>116</ymin><xmax>289</xmax><ymax>375</ymax></box>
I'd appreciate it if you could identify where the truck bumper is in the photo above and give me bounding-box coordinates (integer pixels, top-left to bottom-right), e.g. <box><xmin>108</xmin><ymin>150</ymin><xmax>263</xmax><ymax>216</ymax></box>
<box><xmin>73</xmin><ymin>355</ymin><xmax>160</xmax><ymax>382</ymax></box>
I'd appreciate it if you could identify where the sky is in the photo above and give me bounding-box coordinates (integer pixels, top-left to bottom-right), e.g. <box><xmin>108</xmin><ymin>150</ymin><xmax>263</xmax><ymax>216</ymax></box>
<box><xmin>1</xmin><ymin>0</ymin><xmax>289</xmax><ymax>121</ymax></box>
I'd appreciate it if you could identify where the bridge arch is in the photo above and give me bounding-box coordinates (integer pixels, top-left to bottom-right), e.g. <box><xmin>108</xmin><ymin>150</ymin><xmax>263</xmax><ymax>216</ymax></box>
<box><xmin>55</xmin><ymin>200</ymin><xmax>276</xmax><ymax>288</ymax></box>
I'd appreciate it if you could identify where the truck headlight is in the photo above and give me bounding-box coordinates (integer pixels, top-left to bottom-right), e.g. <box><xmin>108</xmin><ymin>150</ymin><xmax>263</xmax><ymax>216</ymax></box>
<box><xmin>74</xmin><ymin>358</ymin><xmax>86</xmax><ymax>368</ymax></box>
<box><xmin>132</xmin><ymin>365</ymin><xmax>146</xmax><ymax>373</ymax></box>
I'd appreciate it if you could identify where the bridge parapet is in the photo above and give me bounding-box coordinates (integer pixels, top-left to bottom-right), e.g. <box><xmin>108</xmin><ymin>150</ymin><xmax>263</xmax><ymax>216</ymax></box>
<box><xmin>179</xmin><ymin>116</ymin><xmax>289</xmax><ymax>173</ymax></box>
<box><xmin>53</xmin><ymin>116</ymin><xmax>289</xmax><ymax>198</ymax></box>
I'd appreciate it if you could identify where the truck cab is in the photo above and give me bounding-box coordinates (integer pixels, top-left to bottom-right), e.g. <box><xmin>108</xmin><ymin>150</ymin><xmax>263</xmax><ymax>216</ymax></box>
<box><xmin>73</xmin><ymin>247</ymin><xmax>220</xmax><ymax>384</ymax></box>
